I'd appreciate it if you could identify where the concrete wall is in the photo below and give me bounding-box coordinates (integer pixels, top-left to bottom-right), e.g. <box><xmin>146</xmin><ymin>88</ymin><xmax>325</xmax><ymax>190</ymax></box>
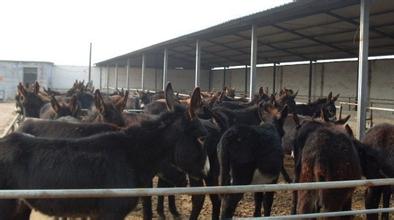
<box><xmin>103</xmin><ymin>67</ymin><xmax>210</xmax><ymax>93</ymax></box>
<box><xmin>52</xmin><ymin>65</ymin><xmax>100</xmax><ymax>91</ymax></box>
<box><xmin>209</xmin><ymin>59</ymin><xmax>394</xmax><ymax>106</ymax></box>
<box><xmin>0</xmin><ymin>61</ymin><xmax>53</xmax><ymax>100</ymax></box>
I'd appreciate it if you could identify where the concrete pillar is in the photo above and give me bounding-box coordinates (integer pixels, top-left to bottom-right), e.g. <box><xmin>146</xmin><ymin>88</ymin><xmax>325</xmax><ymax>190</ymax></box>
<box><xmin>163</xmin><ymin>49</ymin><xmax>168</xmax><ymax>90</ymax></box>
<box><xmin>356</xmin><ymin>0</ymin><xmax>370</xmax><ymax>139</ymax></box>
<box><xmin>141</xmin><ymin>54</ymin><xmax>146</xmax><ymax>90</ymax></box>
<box><xmin>249</xmin><ymin>25</ymin><xmax>257</xmax><ymax>98</ymax></box>
<box><xmin>195</xmin><ymin>40</ymin><xmax>201</xmax><ymax>87</ymax></box>
<box><xmin>115</xmin><ymin>63</ymin><xmax>118</xmax><ymax>90</ymax></box>
<box><xmin>126</xmin><ymin>58</ymin><xmax>130</xmax><ymax>90</ymax></box>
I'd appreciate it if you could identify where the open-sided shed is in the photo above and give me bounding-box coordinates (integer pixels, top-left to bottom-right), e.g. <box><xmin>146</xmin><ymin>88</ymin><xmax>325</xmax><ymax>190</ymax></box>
<box><xmin>96</xmin><ymin>0</ymin><xmax>394</xmax><ymax>138</ymax></box>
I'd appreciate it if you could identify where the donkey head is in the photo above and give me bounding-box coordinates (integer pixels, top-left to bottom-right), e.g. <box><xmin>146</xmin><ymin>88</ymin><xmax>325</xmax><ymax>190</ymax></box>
<box><xmin>277</xmin><ymin>89</ymin><xmax>297</xmax><ymax>113</ymax></box>
<box><xmin>321</xmin><ymin>92</ymin><xmax>340</xmax><ymax>121</ymax></box>
<box><xmin>94</xmin><ymin>89</ymin><xmax>125</xmax><ymax>126</ymax></box>
<box><xmin>164</xmin><ymin>82</ymin><xmax>209</xmax><ymax>178</ymax></box>
<box><xmin>50</xmin><ymin>95</ymin><xmax>80</xmax><ymax>119</ymax></box>
<box><xmin>17</xmin><ymin>82</ymin><xmax>47</xmax><ymax>117</ymax></box>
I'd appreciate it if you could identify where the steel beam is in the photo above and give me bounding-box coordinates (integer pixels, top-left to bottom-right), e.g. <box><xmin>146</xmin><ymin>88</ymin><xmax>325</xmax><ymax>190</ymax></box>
<box><xmin>223</xmin><ymin>67</ymin><xmax>227</xmax><ymax>88</ymax></box>
<box><xmin>272</xmin><ymin>24</ymin><xmax>355</xmax><ymax>56</ymax></box>
<box><xmin>195</xmin><ymin>40</ymin><xmax>201</xmax><ymax>87</ymax></box>
<box><xmin>106</xmin><ymin>64</ymin><xmax>110</xmax><ymax>94</ymax></box>
<box><xmin>99</xmin><ymin>67</ymin><xmax>102</xmax><ymax>90</ymax></box>
<box><xmin>126</xmin><ymin>59</ymin><xmax>130</xmax><ymax>91</ymax></box>
<box><xmin>115</xmin><ymin>63</ymin><xmax>118</xmax><ymax>90</ymax></box>
<box><xmin>233</xmin><ymin>33</ymin><xmax>310</xmax><ymax>62</ymax></box>
<box><xmin>249</xmin><ymin>25</ymin><xmax>258</xmax><ymax>98</ymax></box>
<box><xmin>356</xmin><ymin>0</ymin><xmax>370</xmax><ymax>139</ymax></box>
<box><xmin>163</xmin><ymin>48</ymin><xmax>168</xmax><ymax>90</ymax></box>
<box><xmin>88</xmin><ymin>42</ymin><xmax>92</xmax><ymax>82</ymax></box>
<box><xmin>326</xmin><ymin>11</ymin><xmax>394</xmax><ymax>40</ymax></box>
<box><xmin>141</xmin><ymin>54</ymin><xmax>145</xmax><ymax>90</ymax></box>
<box><xmin>244</xmin><ymin>65</ymin><xmax>248</xmax><ymax>94</ymax></box>
<box><xmin>308</xmin><ymin>60</ymin><xmax>313</xmax><ymax>103</ymax></box>
<box><xmin>273</xmin><ymin>63</ymin><xmax>277</xmax><ymax>93</ymax></box>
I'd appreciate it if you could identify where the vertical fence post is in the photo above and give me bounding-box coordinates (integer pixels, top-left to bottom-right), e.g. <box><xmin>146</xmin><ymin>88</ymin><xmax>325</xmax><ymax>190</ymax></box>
<box><xmin>356</xmin><ymin>0</ymin><xmax>370</xmax><ymax>139</ymax></box>
<box><xmin>249</xmin><ymin>25</ymin><xmax>257</xmax><ymax>99</ymax></box>
<box><xmin>163</xmin><ymin>49</ymin><xmax>168</xmax><ymax>90</ymax></box>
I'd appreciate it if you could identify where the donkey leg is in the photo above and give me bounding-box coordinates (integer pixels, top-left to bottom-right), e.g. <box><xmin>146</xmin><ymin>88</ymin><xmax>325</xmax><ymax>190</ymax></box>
<box><xmin>263</xmin><ymin>192</ymin><xmax>275</xmax><ymax>216</ymax></box>
<box><xmin>168</xmin><ymin>195</ymin><xmax>180</xmax><ymax>218</ymax></box>
<box><xmin>156</xmin><ymin>178</ymin><xmax>166</xmax><ymax>219</ymax></box>
<box><xmin>220</xmin><ymin>193</ymin><xmax>243</xmax><ymax>220</ymax></box>
<box><xmin>142</xmin><ymin>196</ymin><xmax>153</xmax><ymax>220</ymax></box>
<box><xmin>381</xmin><ymin>186</ymin><xmax>391</xmax><ymax>220</ymax></box>
<box><xmin>253</xmin><ymin>192</ymin><xmax>264</xmax><ymax>217</ymax></box>
<box><xmin>189</xmin><ymin>178</ymin><xmax>205</xmax><ymax>220</ymax></box>
<box><xmin>365</xmin><ymin>186</ymin><xmax>382</xmax><ymax>220</ymax></box>
<box><xmin>205</xmin><ymin>175</ymin><xmax>220</xmax><ymax>220</ymax></box>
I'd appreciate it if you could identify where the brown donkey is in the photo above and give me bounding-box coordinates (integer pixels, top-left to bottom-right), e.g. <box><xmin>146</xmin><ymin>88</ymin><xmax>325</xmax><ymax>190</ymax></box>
<box><xmin>297</xmin><ymin>124</ymin><xmax>361</xmax><ymax>219</ymax></box>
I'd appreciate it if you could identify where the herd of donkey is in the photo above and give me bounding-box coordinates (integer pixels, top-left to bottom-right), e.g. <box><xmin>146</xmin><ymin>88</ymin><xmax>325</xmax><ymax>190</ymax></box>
<box><xmin>0</xmin><ymin>79</ymin><xmax>391</xmax><ymax>220</ymax></box>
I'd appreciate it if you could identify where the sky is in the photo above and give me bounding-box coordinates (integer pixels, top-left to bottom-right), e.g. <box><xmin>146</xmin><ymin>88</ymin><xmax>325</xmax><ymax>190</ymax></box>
<box><xmin>0</xmin><ymin>0</ymin><xmax>292</xmax><ymax>66</ymax></box>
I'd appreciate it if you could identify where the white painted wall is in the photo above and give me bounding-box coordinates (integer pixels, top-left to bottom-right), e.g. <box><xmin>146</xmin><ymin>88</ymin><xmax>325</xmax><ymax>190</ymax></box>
<box><xmin>0</xmin><ymin>61</ymin><xmax>53</xmax><ymax>100</ymax></box>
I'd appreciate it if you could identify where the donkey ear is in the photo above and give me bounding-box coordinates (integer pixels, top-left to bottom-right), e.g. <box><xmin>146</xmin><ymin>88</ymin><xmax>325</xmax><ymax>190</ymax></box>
<box><xmin>50</xmin><ymin>96</ymin><xmax>61</xmax><ymax>113</ymax></box>
<box><xmin>344</xmin><ymin>124</ymin><xmax>354</xmax><ymax>138</ymax></box>
<box><xmin>188</xmin><ymin>87</ymin><xmax>202</xmax><ymax>119</ymax></box>
<box><xmin>69</xmin><ymin>95</ymin><xmax>80</xmax><ymax>116</ymax></box>
<box><xmin>165</xmin><ymin>82</ymin><xmax>176</xmax><ymax>111</ymax></box>
<box><xmin>332</xmin><ymin>94</ymin><xmax>340</xmax><ymax>102</ymax></box>
<box><xmin>327</xmin><ymin>92</ymin><xmax>333</xmax><ymax>102</ymax></box>
<box><xmin>259</xmin><ymin>87</ymin><xmax>264</xmax><ymax>96</ymax></box>
<box><xmin>17</xmin><ymin>83</ymin><xmax>27</xmax><ymax>97</ymax></box>
<box><xmin>33</xmin><ymin>81</ymin><xmax>40</xmax><ymax>95</ymax></box>
<box><xmin>335</xmin><ymin>114</ymin><xmax>351</xmax><ymax>125</ymax></box>
<box><xmin>264</xmin><ymin>87</ymin><xmax>269</xmax><ymax>96</ymax></box>
<box><xmin>94</xmin><ymin>89</ymin><xmax>106</xmax><ymax>113</ymax></box>
<box><xmin>116</xmin><ymin>90</ymin><xmax>129</xmax><ymax>112</ymax></box>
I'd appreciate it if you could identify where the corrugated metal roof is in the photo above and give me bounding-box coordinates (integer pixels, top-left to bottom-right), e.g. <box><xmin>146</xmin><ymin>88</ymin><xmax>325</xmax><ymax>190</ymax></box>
<box><xmin>96</xmin><ymin>0</ymin><xmax>394</xmax><ymax>69</ymax></box>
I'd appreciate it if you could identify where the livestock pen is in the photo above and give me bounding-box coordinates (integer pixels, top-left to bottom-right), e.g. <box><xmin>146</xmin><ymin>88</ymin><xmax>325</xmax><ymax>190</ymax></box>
<box><xmin>1</xmin><ymin>102</ymin><xmax>392</xmax><ymax>219</ymax></box>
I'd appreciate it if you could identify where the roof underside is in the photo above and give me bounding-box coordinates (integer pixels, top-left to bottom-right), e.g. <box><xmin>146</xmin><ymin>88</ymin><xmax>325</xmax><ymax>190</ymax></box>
<box><xmin>97</xmin><ymin>0</ymin><xmax>394</xmax><ymax>69</ymax></box>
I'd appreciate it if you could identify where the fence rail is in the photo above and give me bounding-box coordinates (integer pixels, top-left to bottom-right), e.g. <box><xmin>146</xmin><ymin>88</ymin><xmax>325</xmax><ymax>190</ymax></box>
<box><xmin>0</xmin><ymin>178</ymin><xmax>392</xmax><ymax>199</ymax></box>
<box><xmin>0</xmin><ymin>113</ymin><xmax>23</xmax><ymax>138</ymax></box>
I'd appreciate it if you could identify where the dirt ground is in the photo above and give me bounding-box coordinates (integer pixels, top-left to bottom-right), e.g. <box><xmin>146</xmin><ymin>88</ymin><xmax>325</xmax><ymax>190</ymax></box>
<box><xmin>0</xmin><ymin>102</ymin><xmax>17</xmax><ymax>135</ymax></box>
<box><xmin>0</xmin><ymin>102</ymin><xmax>391</xmax><ymax>219</ymax></box>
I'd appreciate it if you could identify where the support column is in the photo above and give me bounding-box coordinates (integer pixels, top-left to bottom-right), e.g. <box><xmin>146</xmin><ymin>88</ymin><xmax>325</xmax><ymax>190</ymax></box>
<box><xmin>141</xmin><ymin>54</ymin><xmax>145</xmax><ymax>90</ymax></box>
<box><xmin>308</xmin><ymin>60</ymin><xmax>313</xmax><ymax>103</ymax></box>
<box><xmin>126</xmin><ymin>59</ymin><xmax>130</xmax><ymax>91</ymax></box>
<box><xmin>357</xmin><ymin>0</ymin><xmax>370</xmax><ymax>139</ymax></box>
<box><xmin>115</xmin><ymin>63</ymin><xmax>118</xmax><ymax>90</ymax></box>
<box><xmin>195</xmin><ymin>40</ymin><xmax>201</xmax><ymax>87</ymax></box>
<box><xmin>244</xmin><ymin>65</ymin><xmax>248</xmax><ymax>94</ymax></box>
<box><xmin>223</xmin><ymin>67</ymin><xmax>226</xmax><ymax>88</ymax></box>
<box><xmin>88</xmin><ymin>42</ymin><xmax>92</xmax><ymax>82</ymax></box>
<box><xmin>99</xmin><ymin>67</ymin><xmax>102</xmax><ymax>90</ymax></box>
<box><xmin>249</xmin><ymin>25</ymin><xmax>257</xmax><ymax>98</ymax></box>
<box><xmin>163</xmin><ymin>49</ymin><xmax>168</xmax><ymax>90</ymax></box>
<box><xmin>208</xmin><ymin>68</ymin><xmax>212</xmax><ymax>91</ymax></box>
<box><xmin>106</xmin><ymin>64</ymin><xmax>110</xmax><ymax>94</ymax></box>
<box><xmin>273</xmin><ymin>63</ymin><xmax>276</xmax><ymax>93</ymax></box>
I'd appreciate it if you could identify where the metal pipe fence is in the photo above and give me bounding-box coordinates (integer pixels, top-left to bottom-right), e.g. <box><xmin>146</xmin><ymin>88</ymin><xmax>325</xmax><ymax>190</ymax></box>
<box><xmin>0</xmin><ymin>178</ymin><xmax>392</xmax><ymax>199</ymax></box>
